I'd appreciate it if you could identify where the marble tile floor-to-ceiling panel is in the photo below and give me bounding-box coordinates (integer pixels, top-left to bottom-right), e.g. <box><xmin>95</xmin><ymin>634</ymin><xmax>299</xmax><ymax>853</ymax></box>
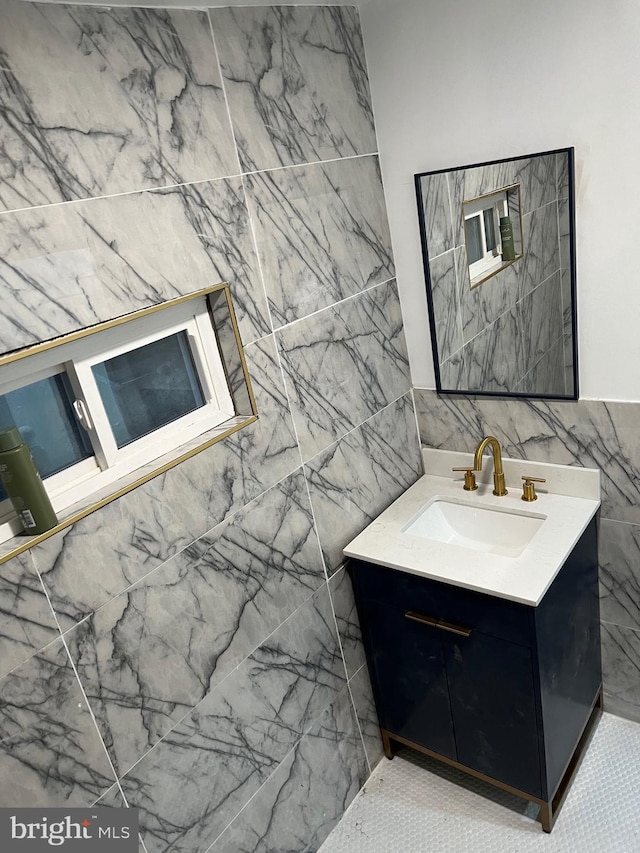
<box><xmin>600</xmin><ymin>623</ymin><xmax>640</xmax><ymax>722</ymax></box>
<box><xmin>414</xmin><ymin>388</ymin><xmax>640</xmax><ymax>721</ymax></box>
<box><xmin>209</xmin><ymin>685</ymin><xmax>368</xmax><ymax>853</ymax></box>
<box><xmin>0</xmin><ymin>551</ymin><xmax>59</xmax><ymax>680</ymax></box>
<box><xmin>348</xmin><ymin>664</ymin><xmax>385</xmax><ymax>770</ymax></box>
<box><xmin>244</xmin><ymin>155</ymin><xmax>395</xmax><ymax>326</ymax></box>
<box><xmin>599</xmin><ymin>519</ymin><xmax>640</xmax><ymax>631</ymax></box>
<box><xmin>120</xmin><ymin>585</ymin><xmax>346</xmax><ymax>853</ymax></box>
<box><xmin>65</xmin><ymin>469</ymin><xmax>327</xmax><ymax>778</ymax></box>
<box><xmin>305</xmin><ymin>393</ymin><xmax>424</xmax><ymax>576</ymax></box>
<box><xmin>0</xmin><ymin>178</ymin><xmax>270</xmax><ymax>354</ymax></box>
<box><xmin>328</xmin><ymin>567</ymin><xmax>366</xmax><ymax>681</ymax></box>
<box><xmin>0</xmin><ymin>1</ymin><xmax>239</xmax><ymax>210</ymax></box>
<box><xmin>277</xmin><ymin>279</ymin><xmax>410</xmax><ymax>461</ymax></box>
<box><xmin>210</xmin><ymin>6</ymin><xmax>377</xmax><ymax>173</ymax></box>
<box><xmin>0</xmin><ymin>2</ymin><xmax>420</xmax><ymax>848</ymax></box>
<box><xmin>0</xmin><ymin>638</ymin><xmax>116</xmax><ymax>807</ymax></box>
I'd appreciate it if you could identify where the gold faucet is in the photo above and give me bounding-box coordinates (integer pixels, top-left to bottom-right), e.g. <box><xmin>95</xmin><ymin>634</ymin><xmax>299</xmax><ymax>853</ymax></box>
<box><xmin>473</xmin><ymin>436</ymin><xmax>508</xmax><ymax>496</ymax></box>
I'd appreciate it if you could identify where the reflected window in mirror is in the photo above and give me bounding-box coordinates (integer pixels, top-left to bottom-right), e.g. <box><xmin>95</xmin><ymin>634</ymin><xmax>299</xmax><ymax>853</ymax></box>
<box><xmin>415</xmin><ymin>148</ymin><xmax>577</xmax><ymax>400</ymax></box>
<box><xmin>463</xmin><ymin>185</ymin><xmax>523</xmax><ymax>287</ymax></box>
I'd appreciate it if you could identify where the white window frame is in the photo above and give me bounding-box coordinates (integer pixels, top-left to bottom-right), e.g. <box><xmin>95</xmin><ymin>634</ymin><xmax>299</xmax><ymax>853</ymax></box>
<box><xmin>0</xmin><ymin>295</ymin><xmax>235</xmax><ymax>542</ymax></box>
<box><xmin>464</xmin><ymin>191</ymin><xmax>509</xmax><ymax>284</ymax></box>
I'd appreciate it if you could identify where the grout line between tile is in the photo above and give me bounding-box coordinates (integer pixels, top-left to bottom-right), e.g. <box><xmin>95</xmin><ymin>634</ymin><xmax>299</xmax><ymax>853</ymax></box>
<box><xmin>206</xmin><ymin>9</ymin><xmax>242</xmax><ymax>177</ymax></box>
<box><xmin>409</xmin><ymin>388</ymin><xmax>426</xmax><ymax>473</ymax></box>
<box><xmin>302</xmin><ymin>389</ymin><xmax>412</xmax><ymax>470</ymax></box>
<box><xmin>199</xmin><ymin>678</ymin><xmax>358</xmax><ymax>853</ymax></box>
<box><xmin>49</xmin><ymin>461</ymin><xmax>309</xmax><ymax>627</ymax></box>
<box><xmin>28</xmin><ymin>550</ymin><xmax>128</xmax><ymax>808</ymax></box>
<box><xmin>0</xmin><ymin>155</ymin><xmax>381</xmax><ymax>219</ymax></box>
<box><xmin>272</xmin><ymin>276</ymin><xmax>397</xmax><ymax>336</ymax></box>
<box><xmin>600</xmin><ymin>619</ymin><xmax>640</xmax><ymax>637</ymax></box>
<box><xmin>324</xmin><ymin>572</ymin><xmax>373</xmax><ymax>774</ymax></box>
<box><xmin>113</xmin><ymin>578</ymin><xmax>331</xmax><ymax>783</ymax></box>
<box><xmin>599</xmin><ymin>517</ymin><xmax>640</xmax><ymax>527</ymax></box>
<box><xmin>443</xmin><ymin>265</ymin><xmax>563</xmax><ymax>362</ymax></box>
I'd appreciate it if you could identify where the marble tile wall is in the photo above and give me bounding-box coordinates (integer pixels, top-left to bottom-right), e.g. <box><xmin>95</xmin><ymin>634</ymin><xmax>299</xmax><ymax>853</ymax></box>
<box><xmin>414</xmin><ymin>388</ymin><xmax>640</xmax><ymax>723</ymax></box>
<box><xmin>419</xmin><ymin>153</ymin><xmax>570</xmax><ymax>395</ymax></box>
<box><xmin>0</xmin><ymin>4</ymin><xmax>423</xmax><ymax>852</ymax></box>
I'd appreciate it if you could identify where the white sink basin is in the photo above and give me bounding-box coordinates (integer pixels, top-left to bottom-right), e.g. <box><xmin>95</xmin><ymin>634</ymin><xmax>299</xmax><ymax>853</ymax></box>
<box><xmin>403</xmin><ymin>497</ymin><xmax>546</xmax><ymax>558</ymax></box>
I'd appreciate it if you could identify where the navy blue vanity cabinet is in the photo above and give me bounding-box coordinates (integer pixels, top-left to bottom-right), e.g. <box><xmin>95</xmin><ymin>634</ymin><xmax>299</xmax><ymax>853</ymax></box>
<box><xmin>356</xmin><ymin>596</ymin><xmax>457</xmax><ymax>761</ymax></box>
<box><xmin>349</xmin><ymin>516</ymin><xmax>601</xmax><ymax>832</ymax></box>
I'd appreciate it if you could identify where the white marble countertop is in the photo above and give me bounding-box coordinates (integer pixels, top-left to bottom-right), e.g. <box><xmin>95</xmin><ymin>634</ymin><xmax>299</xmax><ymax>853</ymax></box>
<box><xmin>343</xmin><ymin>449</ymin><xmax>600</xmax><ymax>606</ymax></box>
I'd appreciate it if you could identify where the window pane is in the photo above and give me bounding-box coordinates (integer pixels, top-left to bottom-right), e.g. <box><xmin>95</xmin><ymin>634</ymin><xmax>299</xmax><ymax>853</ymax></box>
<box><xmin>483</xmin><ymin>207</ymin><xmax>497</xmax><ymax>252</ymax></box>
<box><xmin>464</xmin><ymin>215</ymin><xmax>483</xmax><ymax>264</ymax></box>
<box><xmin>0</xmin><ymin>372</ymin><xmax>93</xmax><ymax>502</ymax></box>
<box><xmin>92</xmin><ymin>331</ymin><xmax>205</xmax><ymax>449</ymax></box>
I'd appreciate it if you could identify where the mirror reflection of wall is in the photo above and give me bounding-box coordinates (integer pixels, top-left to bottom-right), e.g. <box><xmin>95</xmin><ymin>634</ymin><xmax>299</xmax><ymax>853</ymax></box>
<box><xmin>415</xmin><ymin>148</ymin><xmax>577</xmax><ymax>399</ymax></box>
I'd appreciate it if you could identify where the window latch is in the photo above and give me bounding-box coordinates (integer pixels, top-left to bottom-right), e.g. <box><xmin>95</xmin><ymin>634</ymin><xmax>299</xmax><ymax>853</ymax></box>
<box><xmin>73</xmin><ymin>399</ymin><xmax>94</xmax><ymax>432</ymax></box>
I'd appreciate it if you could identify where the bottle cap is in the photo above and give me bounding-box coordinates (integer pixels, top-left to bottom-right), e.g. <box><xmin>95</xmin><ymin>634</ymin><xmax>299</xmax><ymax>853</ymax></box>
<box><xmin>0</xmin><ymin>427</ymin><xmax>23</xmax><ymax>452</ymax></box>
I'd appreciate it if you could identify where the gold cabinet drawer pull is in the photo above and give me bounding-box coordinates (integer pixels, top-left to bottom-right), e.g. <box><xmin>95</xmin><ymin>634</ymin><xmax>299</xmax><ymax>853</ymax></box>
<box><xmin>405</xmin><ymin>610</ymin><xmax>472</xmax><ymax>638</ymax></box>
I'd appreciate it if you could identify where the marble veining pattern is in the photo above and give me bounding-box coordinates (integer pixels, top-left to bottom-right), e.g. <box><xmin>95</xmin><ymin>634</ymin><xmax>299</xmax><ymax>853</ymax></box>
<box><xmin>92</xmin><ymin>783</ymin><xmax>127</xmax><ymax>809</ymax></box>
<box><xmin>32</xmin><ymin>334</ymin><xmax>299</xmax><ymax>628</ymax></box>
<box><xmin>121</xmin><ymin>585</ymin><xmax>345</xmax><ymax>853</ymax></box>
<box><xmin>0</xmin><ymin>551</ymin><xmax>60</xmax><ymax>680</ymax></box>
<box><xmin>419</xmin><ymin>152</ymin><xmax>571</xmax><ymax>395</ymax></box>
<box><xmin>458</xmin><ymin>248</ymin><xmax>517</xmax><ymax>347</ymax></box>
<box><xmin>446</xmin><ymin>154</ymin><xmax>560</xmax><ymax>221</ymax></box>
<box><xmin>0</xmin><ymin>177</ymin><xmax>270</xmax><ymax>355</ymax></box>
<box><xmin>210</xmin><ymin>6</ymin><xmax>376</xmax><ymax>173</ymax></box>
<box><xmin>328</xmin><ymin>568</ymin><xmax>366</xmax><ymax>680</ymax></box>
<box><xmin>210</xmin><ymin>686</ymin><xmax>368</xmax><ymax>853</ymax></box>
<box><xmin>66</xmin><ymin>470</ymin><xmax>326</xmax><ymax>777</ymax></box>
<box><xmin>0</xmin><ymin>0</ymin><xmax>422</xmax><ymax>839</ymax></box>
<box><xmin>0</xmin><ymin>637</ymin><xmax>116</xmax><ymax>807</ymax></box>
<box><xmin>414</xmin><ymin>390</ymin><xmax>640</xmax><ymax>525</ymax></box>
<box><xmin>516</xmin><ymin>338</ymin><xmax>566</xmax><ymax>397</ymax></box>
<box><xmin>348</xmin><ymin>664</ymin><xmax>384</xmax><ymax>771</ymax></box>
<box><xmin>463</xmin><ymin>306</ymin><xmax>523</xmax><ymax>394</ymax></box>
<box><xmin>245</xmin><ymin>155</ymin><xmax>394</xmax><ymax>326</ymax></box>
<box><xmin>418</xmin><ymin>173</ymin><xmax>456</xmax><ymax>259</ymax></box>
<box><xmin>0</xmin><ymin>2</ymin><xmax>238</xmax><ymax>212</ymax></box>
<box><xmin>429</xmin><ymin>249</ymin><xmax>463</xmax><ymax>363</ymax></box>
<box><xmin>277</xmin><ymin>280</ymin><xmax>410</xmax><ymax>460</ymax></box>
<box><xmin>599</xmin><ymin>519</ymin><xmax>640</xmax><ymax>632</ymax></box>
<box><xmin>306</xmin><ymin>393</ymin><xmax>423</xmax><ymax>575</ymax></box>
<box><xmin>601</xmin><ymin>622</ymin><xmax>640</xmax><ymax>713</ymax></box>
<box><xmin>516</xmin><ymin>203</ymin><xmax>561</xmax><ymax>302</ymax></box>
<box><xmin>519</xmin><ymin>272</ymin><xmax>563</xmax><ymax>367</ymax></box>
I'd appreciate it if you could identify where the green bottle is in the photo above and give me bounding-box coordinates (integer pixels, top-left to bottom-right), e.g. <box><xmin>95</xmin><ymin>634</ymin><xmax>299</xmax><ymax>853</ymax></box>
<box><xmin>500</xmin><ymin>216</ymin><xmax>516</xmax><ymax>262</ymax></box>
<box><xmin>0</xmin><ymin>427</ymin><xmax>58</xmax><ymax>535</ymax></box>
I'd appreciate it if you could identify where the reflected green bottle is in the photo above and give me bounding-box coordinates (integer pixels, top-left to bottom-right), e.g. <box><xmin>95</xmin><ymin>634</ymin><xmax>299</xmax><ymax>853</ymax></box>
<box><xmin>0</xmin><ymin>428</ymin><xmax>58</xmax><ymax>535</ymax></box>
<box><xmin>500</xmin><ymin>216</ymin><xmax>516</xmax><ymax>262</ymax></box>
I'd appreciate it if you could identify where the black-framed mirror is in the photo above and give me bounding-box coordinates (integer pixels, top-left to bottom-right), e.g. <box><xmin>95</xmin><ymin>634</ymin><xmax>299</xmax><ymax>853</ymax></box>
<box><xmin>415</xmin><ymin>147</ymin><xmax>578</xmax><ymax>399</ymax></box>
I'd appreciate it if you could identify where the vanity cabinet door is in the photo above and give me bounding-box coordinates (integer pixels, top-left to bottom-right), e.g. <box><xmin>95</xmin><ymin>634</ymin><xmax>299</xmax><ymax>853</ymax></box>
<box><xmin>360</xmin><ymin>597</ymin><xmax>457</xmax><ymax>761</ymax></box>
<box><xmin>444</xmin><ymin>631</ymin><xmax>542</xmax><ymax>798</ymax></box>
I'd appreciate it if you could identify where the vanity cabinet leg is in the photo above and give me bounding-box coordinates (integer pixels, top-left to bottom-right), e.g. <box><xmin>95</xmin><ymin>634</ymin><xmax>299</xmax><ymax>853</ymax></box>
<box><xmin>382</xmin><ymin>730</ymin><xmax>396</xmax><ymax>760</ymax></box>
<box><xmin>540</xmin><ymin>802</ymin><xmax>552</xmax><ymax>833</ymax></box>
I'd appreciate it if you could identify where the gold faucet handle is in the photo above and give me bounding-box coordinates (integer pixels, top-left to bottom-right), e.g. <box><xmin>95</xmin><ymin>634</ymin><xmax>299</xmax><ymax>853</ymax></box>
<box><xmin>521</xmin><ymin>476</ymin><xmax>546</xmax><ymax>502</ymax></box>
<box><xmin>452</xmin><ymin>467</ymin><xmax>478</xmax><ymax>491</ymax></box>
